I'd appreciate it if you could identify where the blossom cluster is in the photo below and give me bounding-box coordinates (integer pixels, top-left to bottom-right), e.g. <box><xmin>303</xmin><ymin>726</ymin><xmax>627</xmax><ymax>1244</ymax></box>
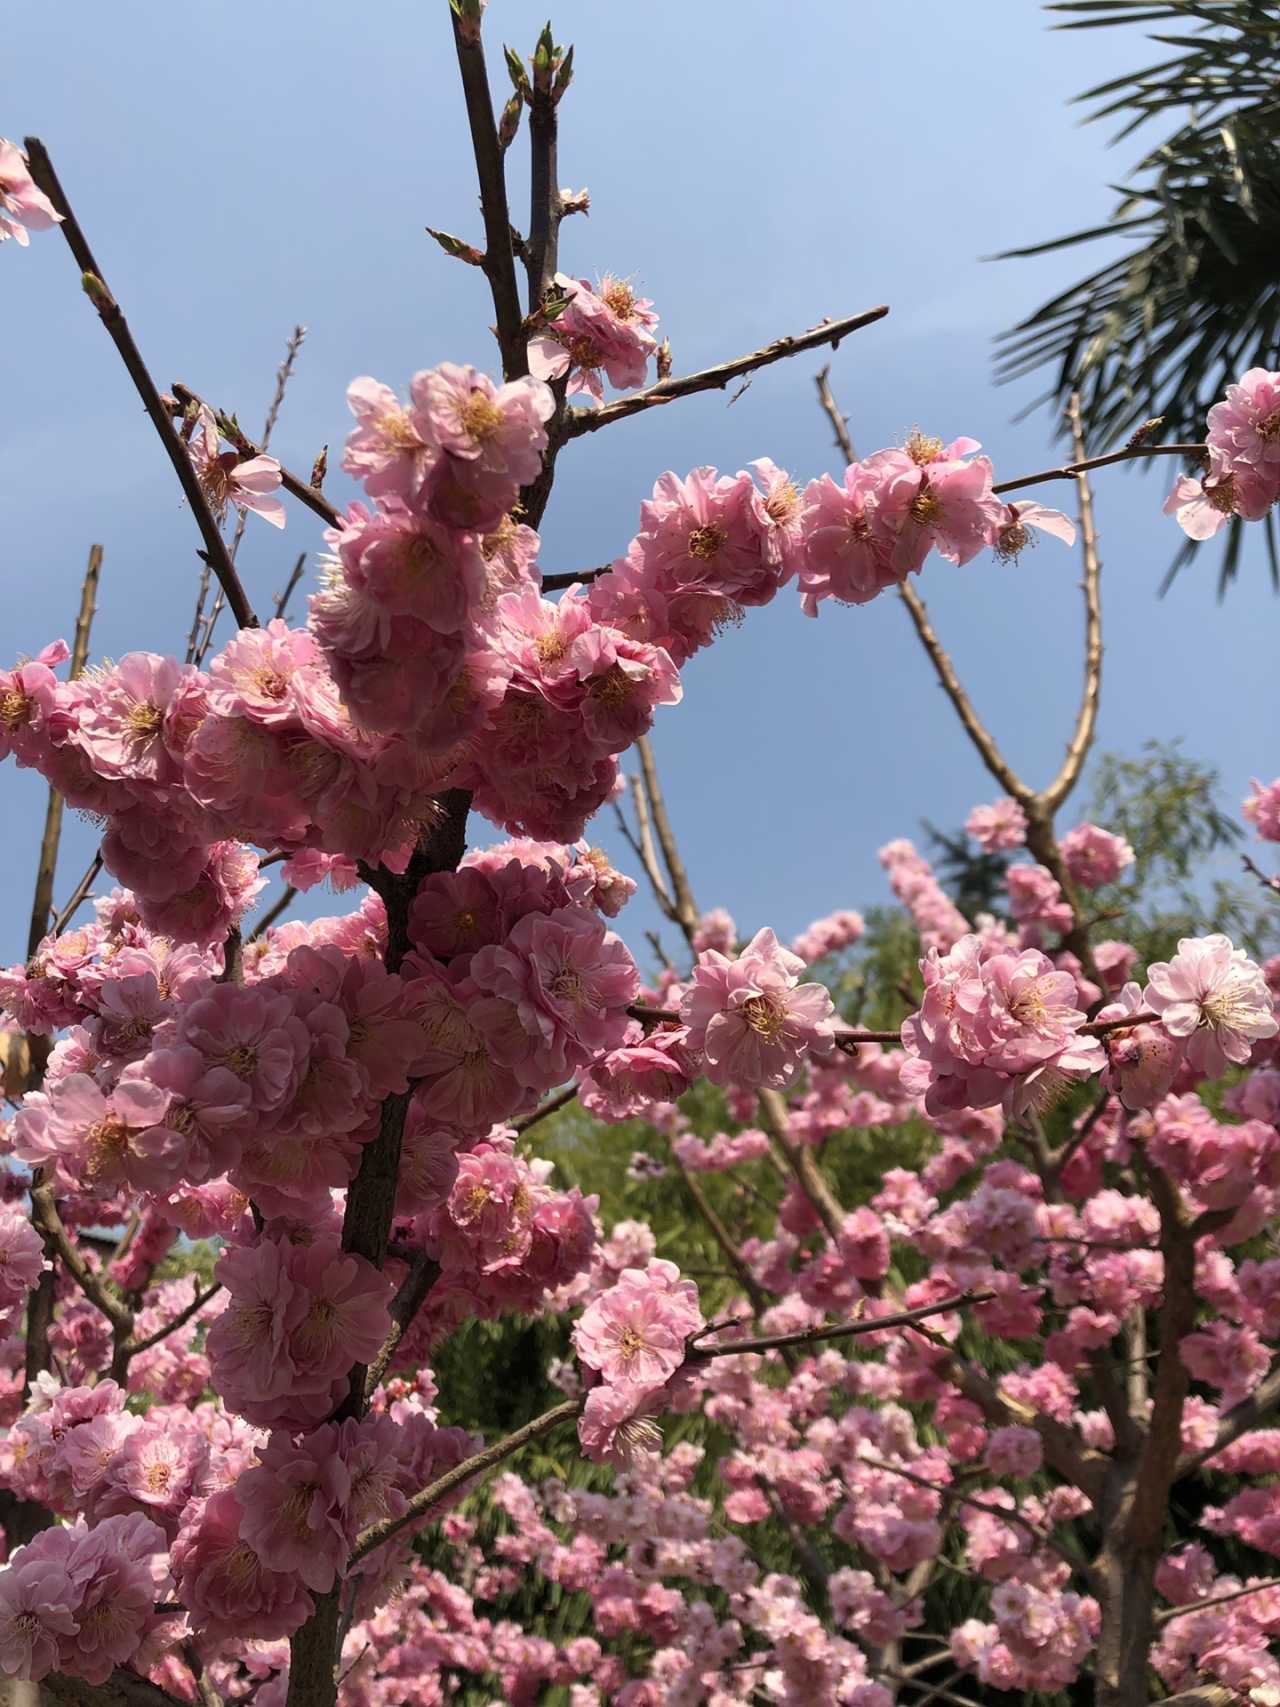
<box><xmin>1166</xmin><ymin>365</ymin><xmax>1280</xmax><ymax>538</ymax></box>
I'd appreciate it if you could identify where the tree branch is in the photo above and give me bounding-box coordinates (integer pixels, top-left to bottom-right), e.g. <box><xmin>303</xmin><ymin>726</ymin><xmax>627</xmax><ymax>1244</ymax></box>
<box><xmin>689</xmin><ymin>1292</ymin><xmax>991</xmax><ymax>1361</ymax></box>
<box><xmin>560</xmin><ymin>306</ymin><xmax>889</xmax><ymax>440</ymax></box>
<box><xmin>350</xmin><ymin>1397</ymin><xmax>581</xmax><ymax>1564</ymax></box>
<box><xmin>1041</xmin><ymin>392</ymin><xmax>1103</xmax><ymax>813</ymax></box>
<box><xmin>513</xmin><ymin>1081</ymin><xmax>579</xmax><ymax>1135</ymax></box>
<box><xmin>992</xmin><ymin>442</ymin><xmax>1204</xmax><ymax>497</ymax></box>
<box><xmin>449</xmin><ymin>4</ymin><xmax>528</xmax><ymax>380</ymax></box>
<box><xmin>22</xmin><ymin>139</ymin><xmax>255</xmax><ymax>631</ymax></box>
<box><xmin>635</xmin><ymin>734</ymin><xmax>698</xmax><ymax>943</ymax></box>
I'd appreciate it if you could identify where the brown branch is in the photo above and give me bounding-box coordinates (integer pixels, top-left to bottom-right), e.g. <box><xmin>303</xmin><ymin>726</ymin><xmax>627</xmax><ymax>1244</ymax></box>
<box><xmin>350</xmin><ymin>1397</ymin><xmax>581</xmax><ymax>1564</ymax></box>
<box><xmin>636</xmin><ymin>734</ymin><xmax>698</xmax><ymax>943</ymax></box>
<box><xmin>623</xmin><ymin>773</ymin><xmax>678</xmax><ymax>922</ymax></box>
<box><xmin>815</xmin><ymin>364</ymin><xmax>856</xmax><ymax>463</ymax></box>
<box><xmin>248</xmin><ymin>884</ymin><xmax>299</xmax><ymax>943</ymax></box>
<box><xmin>1156</xmin><ymin>1577</ymin><xmax>1280</xmax><ymax>1626</ymax></box>
<box><xmin>450</xmin><ymin>5</ymin><xmax>528</xmax><ymax>380</ymax></box>
<box><xmin>121</xmin><ymin>1281</ymin><xmax>221</xmax><ymax>1359</ymax></box>
<box><xmin>992</xmin><ymin>442</ymin><xmax>1204</xmax><ymax>497</ymax></box>
<box><xmin>674</xmin><ymin>1157</ymin><xmax>775</xmax><ymax>1323</ymax></box>
<box><xmin>40</xmin><ymin>1667</ymin><xmax>193</xmax><ymax>1707</ymax></box>
<box><xmin>168</xmin><ymin>384</ymin><xmax>340</xmax><ymax>531</ymax></box>
<box><xmin>1242</xmin><ymin>853</ymin><xmax>1280</xmax><ymax>898</ymax></box>
<box><xmin>559</xmin><ymin>305</ymin><xmax>889</xmax><ymax>440</ymax></box>
<box><xmin>23</xmin><ymin>140</ymin><xmax>255</xmax><ymax>631</ymax></box>
<box><xmin>525</xmin><ymin>28</ymin><xmax>562</xmax><ymax>310</ymax></box>
<box><xmin>757</xmin><ymin>1085</ymin><xmax>845</xmax><ymax>1241</ymax></box>
<box><xmin>362</xmin><ymin>1254</ymin><xmax>441</xmax><ymax>1401</ymax></box>
<box><xmin>29</xmin><ymin>1182</ymin><xmax>131</xmax><ymax>1331</ymax></box>
<box><xmin>690</xmin><ymin>1292</ymin><xmax>991</xmax><ymax>1362</ymax></box>
<box><xmin>541</xmin><ymin>564</ymin><xmax>607</xmax><ymax>592</ymax></box>
<box><xmin>896</xmin><ymin>580</ymin><xmax>1029</xmax><ymax>803</ymax></box>
<box><xmin>52</xmin><ymin>852</ymin><xmax>103</xmax><ymax>936</ymax></box>
<box><xmin>513</xmin><ymin>1081</ymin><xmax>579</xmax><ymax>1134</ymax></box>
<box><xmin>26</xmin><ymin>545</ymin><xmax>101</xmax><ymax>958</ymax></box>
<box><xmin>1179</xmin><ymin>1359</ymin><xmax>1280</xmax><ymax>1478</ymax></box>
<box><xmin>1041</xmin><ymin>393</ymin><xmax>1103</xmax><ymax>813</ymax></box>
<box><xmin>275</xmin><ymin>551</ymin><xmax>309</xmax><ymax>619</ymax></box>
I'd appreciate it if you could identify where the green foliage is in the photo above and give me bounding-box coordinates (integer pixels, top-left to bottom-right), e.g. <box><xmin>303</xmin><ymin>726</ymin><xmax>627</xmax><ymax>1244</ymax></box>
<box><xmin>995</xmin><ymin>0</ymin><xmax>1280</xmax><ymax>593</ymax></box>
<box><xmin>925</xmin><ymin>818</ymin><xmax>1016</xmax><ymax>921</ymax></box>
<box><xmin>1084</xmin><ymin>739</ymin><xmax>1274</xmax><ymax>960</ymax></box>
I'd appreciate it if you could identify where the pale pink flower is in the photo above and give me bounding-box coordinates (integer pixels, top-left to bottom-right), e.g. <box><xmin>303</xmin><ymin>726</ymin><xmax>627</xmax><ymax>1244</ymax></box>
<box><xmin>990</xmin><ymin>500</ymin><xmax>1076</xmax><ymax>562</ymax></box>
<box><xmin>577</xmin><ymin>1384</ymin><xmax>665</xmax><ymax>1468</ymax></box>
<box><xmin>1244</xmin><ymin>777</ymin><xmax>1280</xmax><ymax>843</ymax></box>
<box><xmin>1163</xmin><ymin>464</ymin><xmax>1277</xmax><ymax>538</ymax></box>
<box><xmin>529</xmin><ymin>273</ymin><xmax>657</xmax><ymax>402</ymax></box>
<box><xmin>1098</xmin><ymin>983</ymin><xmax>1185</xmax><ymax>1111</ymax></box>
<box><xmin>411</xmin><ymin>363</ymin><xmax>553</xmax><ymax>484</ymax></box>
<box><xmin>0</xmin><ymin>1554</ymin><xmax>79</xmax><ymax>1678</ymax></box>
<box><xmin>573</xmin><ymin>1259</ymin><xmax>702</xmax><ymax>1389</ymax></box>
<box><xmin>188</xmin><ymin>406</ymin><xmax>286</xmax><ymax>527</ymax></box>
<box><xmin>1144</xmin><ymin>934</ymin><xmax>1279</xmax><ymax>1075</ymax></box>
<box><xmin>0</xmin><ymin>1204</ymin><xmax>48</xmax><ymax>1309</ymax></box>
<box><xmin>965</xmin><ymin>798</ymin><xmax>1028</xmax><ymax>853</ymax></box>
<box><xmin>681</xmin><ymin>926</ymin><xmax>835</xmax><ymax>1090</ymax></box>
<box><xmin>171</xmin><ymin>1489</ymin><xmax>314</xmax><ymax>1644</ymax></box>
<box><xmin>342</xmin><ymin>375</ymin><xmax>435</xmax><ymax>500</ymax></box>
<box><xmin>1060</xmin><ymin>823</ymin><xmax>1135</xmax><ymax>889</ymax></box>
<box><xmin>0</xmin><ymin>139</ymin><xmax>62</xmax><ymax>245</ymax></box>
<box><xmin>1207</xmin><ymin>366</ymin><xmax>1280</xmax><ymax>471</ymax></box>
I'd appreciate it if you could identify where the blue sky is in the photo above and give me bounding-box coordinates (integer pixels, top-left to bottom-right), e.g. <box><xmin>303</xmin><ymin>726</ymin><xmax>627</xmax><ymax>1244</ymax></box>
<box><xmin>2</xmin><ymin>0</ymin><xmax>1275</xmax><ymax>966</ymax></box>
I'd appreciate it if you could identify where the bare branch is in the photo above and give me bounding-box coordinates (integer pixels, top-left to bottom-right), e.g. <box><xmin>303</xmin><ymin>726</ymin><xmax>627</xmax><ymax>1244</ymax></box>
<box><xmin>690</xmin><ymin>1292</ymin><xmax>992</xmax><ymax>1362</ymax></box>
<box><xmin>636</xmin><ymin>734</ymin><xmax>698</xmax><ymax>942</ymax></box>
<box><xmin>993</xmin><ymin>442</ymin><xmax>1204</xmax><ymax>497</ymax></box>
<box><xmin>449</xmin><ymin>5</ymin><xmax>528</xmax><ymax>380</ymax></box>
<box><xmin>559</xmin><ymin>305</ymin><xmax>888</xmax><ymax>440</ymax></box>
<box><xmin>30</xmin><ymin>1180</ymin><xmax>132</xmax><ymax>1332</ymax></box>
<box><xmin>248</xmin><ymin>884</ymin><xmax>299</xmax><ymax>943</ymax></box>
<box><xmin>23</xmin><ymin>140</ymin><xmax>255</xmax><ymax>631</ymax></box>
<box><xmin>363</xmin><ymin>1254</ymin><xmax>441</xmax><ymax>1401</ymax></box>
<box><xmin>122</xmin><ymin>1282</ymin><xmax>221</xmax><ymax>1359</ymax></box>
<box><xmin>1156</xmin><ymin>1577</ymin><xmax>1280</xmax><ymax>1626</ymax></box>
<box><xmin>274</xmin><ymin>551</ymin><xmax>309</xmax><ymax>620</ymax></box>
<box><xmin>513</xmin><ymin>1081</ymin><xmax>579</xmax><ymax>1135</ymax></box>
<box><xmin>1041</xmin><ymin>393</ymin><xmax>1103</xmax><ymax>813</ymax></box>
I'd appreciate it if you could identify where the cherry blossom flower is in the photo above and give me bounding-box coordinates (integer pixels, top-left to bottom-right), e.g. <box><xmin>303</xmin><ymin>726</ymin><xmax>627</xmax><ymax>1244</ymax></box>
<box><xmin>0</xmin><ymin>139</ymin><xmax>62</xmax><ymax>245</ymax></box>
<box><xmin>1144</xmin><ymin>934</ymin><xmax>1279</xmax><ymax>1075</ymax></box>
<box><xmin>681</xmin><ymin>926</ymin><xmax>835</xmax><ymax>1090</ymax></box>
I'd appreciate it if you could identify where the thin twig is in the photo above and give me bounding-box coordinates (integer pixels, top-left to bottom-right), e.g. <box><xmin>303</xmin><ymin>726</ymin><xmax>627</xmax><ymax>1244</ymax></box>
<box><xmin>123</xmin><ymin>1282</ymin><xmax>221</xmax><ymax>1359</ymax></box>
<box><xmin>636</xmin><ymin>734</ymin><xmax>698</xmax><ymax>942</ymax></box>
<box><xmin>30</xmin><ymin>1181</ymin><xmax>132</xmax><ymax>1331</ymax></box>
<box><xmin>1242</xmin><ymin>853</ymin><xmax>1280</xmax><ymax>898</ymax></box>
<box><xmin>363</xmin><ymin>1254</ymin><xmax>441</xmax><ymax>1400</ymax></box>
<box><xmin>559</xmin><ymin>305</ymin><xmax>889</xmax><ymax>440</ymax></box>
<box><xmin>26</xmin><ymin>546</ymin><xmax>101</xmax><ymax>959</ymax></box>
<box><xmin>1041</xmin><ymin>393</ymin><xmax>1103</xmax><ymax>812</ymax></box>
<box><xmin>992</xmin><ymin>442</ymin><xmax>1204</xmax><ymax>497</ymax></box>
<box><xmin>248</xmin><ymin>884</ymin><xmax>299</xmax><ymax>942</ymax></box>
<box><xmin>513</xmin><ymin>1081</ymin><xmax>579</xmax><ymax>1135</ymax></box>
<box><xmin>351</xmin><ymin>1397</ymin><xmax>582</xmax><ymax>1564</ymax></box>
<box><xmin>688</xmin><ymin>1292</ymin><xmax>990</xmax><ymax>1361</ymax></box>
<box><xmin>627</xmin><ymin>772</ymin><xmax>677</xmax><ymax>920</ymax></box>
<box><xmin>275</xmin><ymin>551</ymin><xmax>309</xmax><ymax>620</ymax></box>
<box><xmin>23</xmin><ymin>139</ymin><xmax>255</xmax><ymax>630</ymax></box>
<box><xmin>1155</xmin><ymin>1577</ymin><xmax>1280</xmax><ymax>1625</ymax></box>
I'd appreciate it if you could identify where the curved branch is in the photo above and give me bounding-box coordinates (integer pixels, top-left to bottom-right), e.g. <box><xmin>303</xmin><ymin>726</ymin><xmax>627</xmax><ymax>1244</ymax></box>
<box><xmin>1040</xmin><ymin>393</ymin><xmax>1103</xmax><ymax>814</ymax></box>
<box><xmin>992</xmin><ymin>442</ymin><xmax>1203</xmax><ymax>497</ymax></box>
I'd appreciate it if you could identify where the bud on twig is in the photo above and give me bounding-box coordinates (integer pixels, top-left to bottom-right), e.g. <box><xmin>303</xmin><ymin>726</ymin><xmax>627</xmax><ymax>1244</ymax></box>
<box><xmin>426</xmin><ymin>227</ymin><xmax>485</xmax><ymax>267</ymax></box>
<box><xmin>80</xmin><ymin>270</ymin><xmax>114</xmax><ymax>314</ymax></box>
<box><xmin>310</xmin><ymin>446</ymin><xmax>328</xmax><ymax>490</ymax></box>
<box><xmin>532</xmin><ymin>21</ymin><xmax>560</xmax><ymax>94</ymax></box>
<box><xmin>504</xmin><ymin>45</ymin><xmax>530</xmax><ymax>97</ymax></box>
<box><xmin>552</xmin><ymin>43</ymin><xmax>575</xmax><ymax>103</ymax></box>
<box><xmin>449</xmin><ymin>0</ymin><xmax>486</xmax><ymax>46</ymax></box>
<box><xmin>656</xmin><ymin>338</ymin><xmax>673</xmax><ymax>381</ymax></box>
<box><xmin>1125</xmin><ymin>415</ymin><xmax>1165</xmax><ymax>450</ymax></box>
<box><xmin>559</xmin><ymin>187</ymin><xmax>590</xmax><ymax>219</ymax></box>
<box><xmin>498</xmin><ymin>93</ymin><xmax>522</xmax><ymax>151</ymax></box>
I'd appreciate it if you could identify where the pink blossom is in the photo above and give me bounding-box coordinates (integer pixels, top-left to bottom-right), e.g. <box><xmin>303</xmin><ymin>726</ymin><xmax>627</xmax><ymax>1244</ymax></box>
<box><xmin>0</xmin><ymin>1205</ymin><xmax>47</xmax><ymax>1309</ymax></box>
<box><xmin>188</xmin><ymin>406</ymin><xmax>286</xmax><ymax>527</ymax></box>
<box><xmin>681</xmin><ymin>926</ymin><xmax>835</xmax><ymax>1091</ymax></box>
<box><xmin>529</xmin><ymin>273</ymin><xmax>658</xmax><ymax>402</ymax></box>
<box><xmin>1244</xmin><ymin>777</ymin><xmax>1280</xmax><ymax>843</ymax></box>
<box><xmin>342</xmin><ymin>375</ymin><xmax>435</xmax><ymax>500</ymax></box>
<box><xmin>1060</xmin><ymin>823</ymin><xmax>1135</xmax><ymax>889</ymax></box>
<box><xmin>0</xmin><ymin>139</ymin><xmax>63</xmax><ymax>245</ymax></box>
<box><xmin>966</xmin><ymin>798</ymin><xmax>1028</xmax><ymax>853</ymax></box>
<box><xmin>990</xmin><ymin>500</ymin><xmax>1077</xmax><ymax>561</ymax></box>
<box><xmin>1207</xmin><ymin>366</ymin><xmax>1280</xmax><ymax>471</ymax></box>
<box><xmin>411</xmin><ymin>363</ymin><xmax>553</xmax><ymax>484</ymax></box>
<box><xmin>171</xmin><ymin>1489</ymin><xmax>314</xmax><ymax>1644</ymax></box>
<box><xmin>573</xmin><ymin>1259</ymin><xmax>702</xmax><ymax>1389</ymax></box>
<box><xmin>1144</xmin><ymin>934</ymin><xmax>1279</xmax><ymax>1075</ymax></box>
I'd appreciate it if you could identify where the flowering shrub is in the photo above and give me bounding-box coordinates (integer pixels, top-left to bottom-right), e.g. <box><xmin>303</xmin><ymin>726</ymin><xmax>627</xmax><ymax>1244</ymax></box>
<box><xmin>1</xmin><ymin>10</ymin><xmax>1279</xmax><ymax>1707</ymax></box>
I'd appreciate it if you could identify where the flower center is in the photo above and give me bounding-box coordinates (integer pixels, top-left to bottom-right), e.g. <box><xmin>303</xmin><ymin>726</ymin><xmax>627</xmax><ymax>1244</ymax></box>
<box><xmin>741</xmin><ymin>995</ymin><xmax>785</xmax><ymax>1040</ymax></box>
<box><xmin>0</xmin><ymin>688</ymin><xmax>29</xmax><ymax>731</ymax></box>
<box><xmin>1257</xmin><ymin>410</ymin><xmax>1280</xmax><ymax>444</ymax></box>
<box><xmin>221</xmin><ymin>1043</ymin><xmax>259</xmax><ymax>1080</ymax></box>
<box><xmin>687</xmin><ymin>523</ymin><xmax>726</xmax><ymax>561</ymax></box>
<box><xmin>617</xmin><ymin>1325</ymin><xmax>648</xmax><ymax>1360</ymax></box>
<box><xmin>589</xmin><ymin>664</ymin><xmax>633</xmax><ymax>708</ymax></box>
<box><xmin>378</xmin><ymin>408</ymin><xmax>420</xmax><ymax>449</ymax></box>
<box><xmin>601</xmin><ymin>279</ymin><xmax>636</xmax><ymax>319</ymax></box>
<box><xmin>85</xmin><ymin>1116</ymin><xmax>129</xmax><ymax>1178</ymax></box>
<box><xmin>909</xmin><ymin>484</ymin><xmax>943</xmax><ymax>527</ymax></box>
<box><xmin>906</xmin><ymin>430</ymin><xmax>944</xmax><ymax>465</ymax></box>
<box><xmin>127</xmin><ymin>701</ymin><xmax>164</xmax><ymax>737</ymax></box>
<box><xmin>461</xmin><ymin>391</ymin><xmax>504</xmax><ymax>442</ymax></box>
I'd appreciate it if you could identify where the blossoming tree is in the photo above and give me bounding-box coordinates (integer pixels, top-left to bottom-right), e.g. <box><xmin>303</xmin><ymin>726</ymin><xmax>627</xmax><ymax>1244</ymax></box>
<box><xmin>2</xmin><ymin>7</ymin><xmax>1280</xmax><ymax>1706</ymax></box>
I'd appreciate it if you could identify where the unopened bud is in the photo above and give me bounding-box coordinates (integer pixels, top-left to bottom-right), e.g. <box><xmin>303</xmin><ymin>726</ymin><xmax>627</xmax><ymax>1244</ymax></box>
<box><xmin>449</xmin><ymin>0</ymin><xmax>486</xmax><ymax>46</ymax></box>
<box><xmin>81</xmin><ymin>271</ymin><xmax>114</xmax><ymax>313</ymax></box>
<box><xmin>498</xmin><ymin>93</ymin><xmax>522</xmax><ymax>151</ymax></box>
<box><xmin>426</xmin><ymin>226</ymin><xmax>485</xmax><ymax>267</ymax></box>
<box><xmin>504</xmin><ymin>44</ymin><xmax>530</xmax><ymax>95</ymax></box>
<box><xmin>532</xmin><ymin>20</ymin><xmax>557</xmax><ymax>92</ymax></box>
<box><xmin>310</xmin><ymin>446</ymin><xmax>328</xmax><ymax>490</ymax></box>
<box><xmin>559</xmin><ymin>186</ymin><xmax>590</xmax><ymax>219</ymax></box>
<box><xmin>552</xmin><ymin>43</ymin><xmax>575</xmax><ymax>103</ymax></box>
<box><xmin>1125</xmin><ymin>415</ymin><xmax>1165</xmax><ymax>450</ymax></box>
<box><xmin>656</xmin><ymin>338</ymin><xmax>673</xmax><ymax>381</ymax></box>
